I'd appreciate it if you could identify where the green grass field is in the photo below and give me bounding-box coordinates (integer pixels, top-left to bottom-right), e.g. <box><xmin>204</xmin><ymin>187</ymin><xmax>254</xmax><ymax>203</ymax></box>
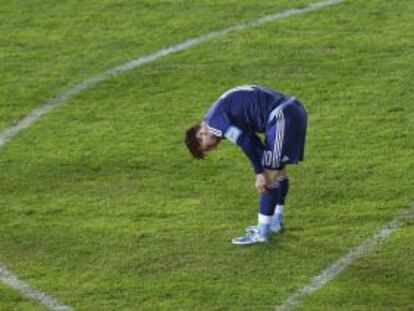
<box><xmin>1</xmin><ymin>0</ymin><xmax>413</xmax><ymax>310</ymax></box>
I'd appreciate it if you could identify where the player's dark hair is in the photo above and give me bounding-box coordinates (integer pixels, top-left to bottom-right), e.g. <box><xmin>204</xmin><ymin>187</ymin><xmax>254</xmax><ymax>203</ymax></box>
<box><xmin>185</xmin><ymin>124</ymin><xmax>205</xmax><ymax>159</ymax></box>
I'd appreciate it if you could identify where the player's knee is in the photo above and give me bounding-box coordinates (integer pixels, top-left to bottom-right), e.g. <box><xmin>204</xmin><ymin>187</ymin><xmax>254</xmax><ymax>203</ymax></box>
<box><xmin>265</xmin><ymin>167</ymin><xmax>287</xmax><ymax>184</ymax></box>
<box><xmin>277</xmin><ymin>166</ymin><xmax>287</xmax><ymax>179</ymax></box>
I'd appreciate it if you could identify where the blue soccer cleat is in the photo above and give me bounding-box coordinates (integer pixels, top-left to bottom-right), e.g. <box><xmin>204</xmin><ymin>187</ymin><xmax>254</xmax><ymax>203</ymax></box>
<box><xmin>270</xmin><ymin>222</ymin><xmax>284</xmax><ymax>233</ymax></box>
<box><xmin>231</xmin><ymin>231</ymin><xmax>268</xmax><ymax>245</ymax></box>
<box><xmin>245</xmin><ymin>223</ymin><xmax>284</xmax><ymax>235</ymax></box>
<box><xmin>245</xmin><ymin>225</ymin><xmax>259</xmax><ymax>235</ymax></box>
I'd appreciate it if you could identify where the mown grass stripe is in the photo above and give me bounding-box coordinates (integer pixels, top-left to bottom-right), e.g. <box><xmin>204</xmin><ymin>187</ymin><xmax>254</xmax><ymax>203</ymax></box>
<box><xmin>275</xmin><ymin>204</ymin><xmax>414</xmax><ymax>311</ymax></box>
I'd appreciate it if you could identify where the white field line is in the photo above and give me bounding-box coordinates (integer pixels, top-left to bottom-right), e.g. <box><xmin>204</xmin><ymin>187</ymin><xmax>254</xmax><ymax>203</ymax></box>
<box><xmin>275</xmin><ymin>204</ymin><xmax>414</xmax><ymax>311</ymax></box>
<box><xmin>0</xmin><ymin>0</ymin><xmax>345</xmax><ymax>149</ymax></box>
<box><xmin>0</xmin><ymin>263</ymin><xmax>72</xmax><ymax>311</ymax></box>
<box><xmin>0</xmin><ymin>1</ymin><xmax>346</xmax><ymax>310</ymax></box>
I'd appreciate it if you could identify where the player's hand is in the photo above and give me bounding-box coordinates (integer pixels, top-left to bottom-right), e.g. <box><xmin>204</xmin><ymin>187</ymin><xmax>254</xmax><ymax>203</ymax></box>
<box><xmin>255</xmin><ymin>173</ymin><xmax>269</xmax><ymax>193</ymax></box>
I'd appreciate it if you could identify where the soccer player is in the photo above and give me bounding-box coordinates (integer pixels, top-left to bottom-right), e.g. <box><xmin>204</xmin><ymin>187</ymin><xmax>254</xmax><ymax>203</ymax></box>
<box><xmin>184</xmin><ymin>85</ymin><xmax>307</xmax><ymax>245</ymax></box>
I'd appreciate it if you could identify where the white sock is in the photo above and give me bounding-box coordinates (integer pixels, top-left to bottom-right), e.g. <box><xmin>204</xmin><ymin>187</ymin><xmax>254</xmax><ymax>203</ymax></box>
<box><xmin>275</xmin><ymin>205</ymin><xmax>284</xmax><ymax>215</ymax></box>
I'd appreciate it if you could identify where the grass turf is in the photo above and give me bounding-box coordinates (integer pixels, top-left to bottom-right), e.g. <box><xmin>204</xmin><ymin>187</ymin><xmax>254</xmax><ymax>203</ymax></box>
<box><xmin>0</xmin><ymin>0</ymin><xmax>413</xmax><ymax>310</ymax></box>
<box><xmin>0</xmin><ymin>0</ymin><xmax>309</xmax><ymax>132</ymax></box>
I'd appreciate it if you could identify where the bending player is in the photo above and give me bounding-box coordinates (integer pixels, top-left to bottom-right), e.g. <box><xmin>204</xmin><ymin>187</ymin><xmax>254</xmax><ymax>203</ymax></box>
<box><xmin>184</xmin><ymin>85</ymin><xmax>307</xmax><ymax>245</ymax></box>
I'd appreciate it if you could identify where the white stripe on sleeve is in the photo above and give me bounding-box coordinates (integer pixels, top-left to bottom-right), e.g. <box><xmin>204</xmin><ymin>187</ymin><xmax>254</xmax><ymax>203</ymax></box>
<box><xmin>207</xmin><ymin>125</ymin><xmax>222</xmax><ymax>137</ymax></box>
<box><xmin>224</xmin><ymin>126</ymin><xmax>242</xmax><ymax>144</ymax></box>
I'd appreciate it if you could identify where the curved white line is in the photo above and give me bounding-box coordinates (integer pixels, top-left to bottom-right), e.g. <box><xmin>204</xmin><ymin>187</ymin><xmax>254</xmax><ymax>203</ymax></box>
<box><xmin>0</xmin><ymin>0</ymin><xmax>344</xmax><ymax>149</ymax></box>
<box><xmin>0</xmin><ymin>263</ymin><xmax>72</xmax><ymax>311</ymax></box>
<box><xmin>0</xmin><ymin>1</ymin><xmax>346</xmax><ymax>310</ymax></box>
<box><xmin>275</xmin><ymin>204</ymin><xmax>414</xmax><ymax>311</ymax></box>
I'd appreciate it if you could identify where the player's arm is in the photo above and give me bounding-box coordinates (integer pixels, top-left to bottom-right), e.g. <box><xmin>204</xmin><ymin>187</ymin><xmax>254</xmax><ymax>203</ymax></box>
<box><xmin>204</xmin><ymin>106</ymin><xmax>265</xmax><ymax>174</ymax></box>
<box><xmin>224</xmin><ymin>126</ymin><xmax>265</xmax><ymax>175</ymax></box>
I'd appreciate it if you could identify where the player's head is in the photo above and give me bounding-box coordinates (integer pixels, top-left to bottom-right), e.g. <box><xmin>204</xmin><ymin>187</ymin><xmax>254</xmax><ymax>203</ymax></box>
<box><xmin>185</xmin><ymin>122</ymin><xmax>220</xmax><ymax>159</ymax></box>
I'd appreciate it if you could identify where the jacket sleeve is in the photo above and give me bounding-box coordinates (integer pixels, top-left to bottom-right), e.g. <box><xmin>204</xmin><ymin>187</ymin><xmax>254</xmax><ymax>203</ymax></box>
<box><xmin>237</xmin><ymin>133</ymin><xmax>265</xmax><ymax>174</ymax></box>
<box><xmin>223</xmin><ymin>126</ymin><xmax>265</xmax><ymax>174</ymax></box>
